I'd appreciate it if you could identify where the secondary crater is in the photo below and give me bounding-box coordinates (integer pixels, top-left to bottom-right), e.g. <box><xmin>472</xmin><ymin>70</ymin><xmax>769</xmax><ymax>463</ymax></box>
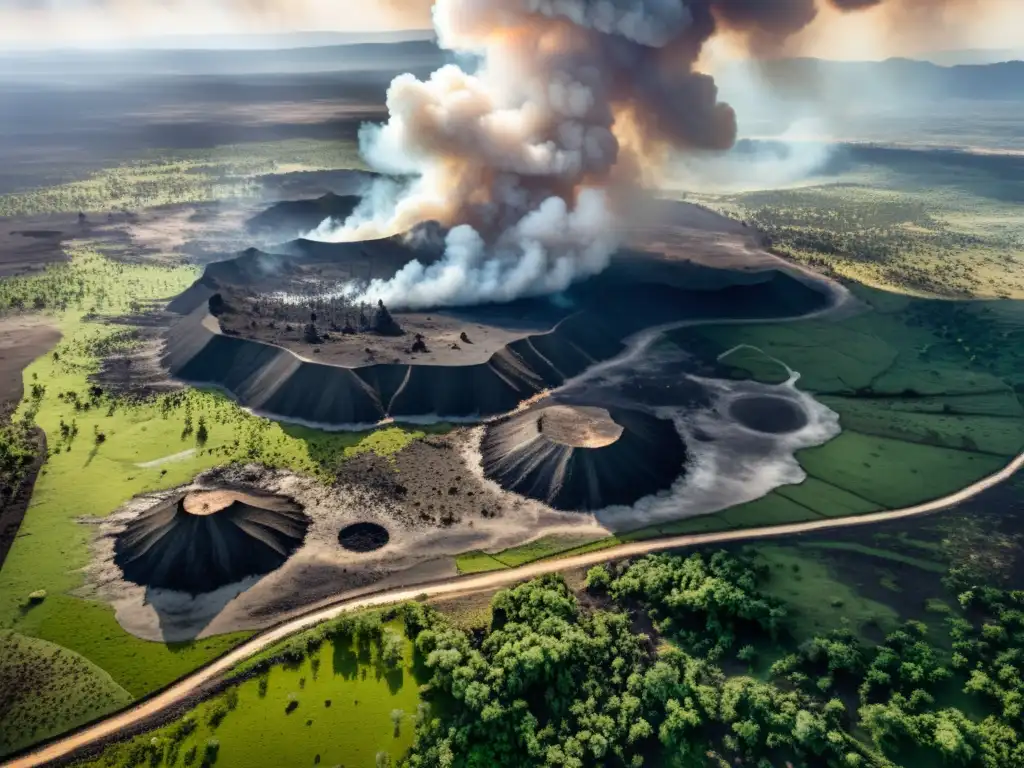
<box><xmin>481</xmin><ymin>404</ymin><xmax>687</xmax><ymax>511</ymax></box>
<box><xmin>113</xmin><ymin>487</ymin><xmax>310</xmax><ymax>595</ymax></box>
<box><xmin>729</xmin><ymin>394</ymin><xmax>809</xmax><ymax>435</ymax></box>
<box><xmin>338</xmin><ymin>522</ymin><xmax>391</xmax><ymax>553</ymax></box>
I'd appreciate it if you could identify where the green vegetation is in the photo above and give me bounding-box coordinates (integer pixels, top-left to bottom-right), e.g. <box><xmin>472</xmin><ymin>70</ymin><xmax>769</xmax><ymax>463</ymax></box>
<box><xmin>74</xmin><ymin>613</ymin><xmax>421</xmax><ymax>768</ymax></box>
<box><xmin>663</xmin><ymin>283</ymin><xmax>1024</xmax><ymax>537</ymax></box>
<box><xmin>456</xmin><ymin>534</ymin><xmax>610</xmax><ymax>573</ymax></box>
<box><xmin>73</xmin><ymin>523</ymin><xmax>1024</xmax><ymax>768</ymax></box>
<box><xmin>0</xmin><ymin>382</ymin><xmax>46</xmax><ymax>504</ymax></box>
<box><xmin>0</xmin><ymin>250</ymin><xmax>440</xmax><ymax>742</ymax></box>
<box><xmin>692</xmin><ymin>161</ymin><xmax>1024</xmax><ymax>299</ymax></box>
<box><xmin>0</xmin><ymin>139</ymin><xmax>364</xmax><ymax>217</ymax></box>
<box><xmin>0</xmin><ymin>631</ymin><xmax>133</xmax><ymax>756</ymax></box>
<box><xmin>752</xmin><ymin>546</ymin><xmax>901</xmax><ymax>641</ymax></box>
<box><xmin>798</xmin><ymin>542</ymin><xmax>947</xmax><ymax>574</ymax></box>
<box><xmin>454</xmin><ymin>551</ymin><xmax>508</xmax><ymax>574</ymax></box>
<box><xmin>404</xmin><ymin>550</ymin><xmax>1024</xmax><ymax>767</ymax></box>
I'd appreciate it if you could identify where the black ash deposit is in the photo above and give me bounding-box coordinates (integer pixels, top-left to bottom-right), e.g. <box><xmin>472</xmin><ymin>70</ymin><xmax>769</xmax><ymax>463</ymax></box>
<box><xmin>113</xmin><ymin>488</ymin><xmax>309</xmax><ymax>595</ymax></box>
<box><xmin>728</xmin><ymin>395</ymin><xmax>809</xmax><ymax>435</ymax></box>
<box><xmin>480</xmin><ymin>405</ymin><xmax>687</xmax><ymax>512</ymax></box>
<box><xmin>338</xmin><ymin>522</ymin><xmax>390</xmax><ymax>553</ymax></box>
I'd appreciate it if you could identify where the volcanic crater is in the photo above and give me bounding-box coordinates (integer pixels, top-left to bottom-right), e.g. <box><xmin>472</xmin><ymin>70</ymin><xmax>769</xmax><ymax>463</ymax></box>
<box><xmin>480</xmin><ymin>404</ymin><xmax>688</xmax><ymax>511</ymax></box>
<box><xmin>338</xmin><ymin>522</ymin><xmax>391</xmax><ymax>553</ymax></box>
<box><xmin>728</xmin><ymin>394</ymin><xmax>809</xmax><ymax>435</ymax></box>
<box><xmin>160</xmin><ymin>196</ymin><xmax>833</xmax><ymax>427</ymax></box>
<box><xmin>113</xmin><ymin>487</ymin><xmax>310</xmax><ymax>595</ymax></box>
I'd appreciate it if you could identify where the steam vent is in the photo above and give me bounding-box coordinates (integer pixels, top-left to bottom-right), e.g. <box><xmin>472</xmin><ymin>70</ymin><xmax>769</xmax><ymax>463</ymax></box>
<box><xmin>113</xmin><ymin>489</ymin><xmax>310</xmax><ymax>595</ymax></box>
<box><xmin>480</xmin><ymin>405</ymin><xmax>687</xmax><ymax>511</ymax></box>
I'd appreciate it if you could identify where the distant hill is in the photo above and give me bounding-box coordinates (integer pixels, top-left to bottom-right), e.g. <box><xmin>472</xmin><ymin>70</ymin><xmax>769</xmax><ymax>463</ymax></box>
<box><xmin>919</xmin><ymin>48</ymin><xmax>1024</xmax><ymax>66</ymax></box>
<box><xmin>2</xmin><ymin>37</ymin><xmax>1021</xmax><ymax>101</ymax></box>
<box><xmin>0</xmin><ymin>39</ymin><xmax>445</xmax><ymax>79</ymax></box>
<box><xmin>111</xmin><ymin>30</ymin><xmax>436</xmax><ymax>51</ymax></box>
<box><xmin>728</xmin><ymin>57</ymin><xmax>1024</xmax><ymax>102</ymax></box>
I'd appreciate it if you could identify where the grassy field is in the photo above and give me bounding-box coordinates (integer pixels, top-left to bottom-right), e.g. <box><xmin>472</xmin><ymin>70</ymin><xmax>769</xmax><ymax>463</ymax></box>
<box><xmin>690</xmin><ymin>153</ymin><xmax>1024</xmax><ymax>299</ymax></box>
<box><xmin>0</xmin><ymin>631</ymin><xmax>133</xmax><ymax>756</ymax></box>
<box><xmin>72</xmin><ymin>620</ymin><xmax>422</xmax><ymax>768</ymax></box>
<box><xmin>660</xmin><ymin>283</ymin><xmax>1024</xmax><ymax>535</ymax></box>
<box><xmin>0</xmin><ymin>139</ymin><xmax>364</xmax><ymax>217</ymax></box>
<box><xmin>0</xmin><ymin>250</ymin><xmax>436</xmax><ymax>745</ymax></box>
<box><xmin>454</xmin><ymin>532</ymin><xmax>608</xmax><ymax>574</ymax></box>
<box><xmin>751</xmin><ymin>545</ymin><xmax>901</xmax><ymax>642</ymax></box>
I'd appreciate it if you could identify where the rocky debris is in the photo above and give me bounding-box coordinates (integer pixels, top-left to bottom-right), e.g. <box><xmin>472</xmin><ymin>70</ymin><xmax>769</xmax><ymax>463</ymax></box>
<box><xmin>460</xmin><ymin>331</ymin><xmax>473</xmax><ymax>344</ymax></box>
<box><xmin>371</xmin><ymin>299</ymin><xmax>404</xmax><ymax>337</ymax></box>
<box><xmin>303</xmin><ymin>323</ymin><xmax>321</xmax><ymax>344</ymax></box>
<box><xmin>411</xmin><ymin>333</ymin><xmax>429</xmax><ymax>354</ymax></box>
<box><xmin>450</xmin><ymin>343</ymin><xmax>461</xmax><ymax>351</ymax></box>
<box><xmin>208</xmin><ymin>293</ymin><xmax>227</xmax><ymax>317</ymax></box>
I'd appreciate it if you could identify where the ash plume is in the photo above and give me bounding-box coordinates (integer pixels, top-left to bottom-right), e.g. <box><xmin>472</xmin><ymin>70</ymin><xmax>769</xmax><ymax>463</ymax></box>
<box><xmin>308</xmin><ymin>0</ymin><xmax>999</xmax><ymax>310</ymax></box>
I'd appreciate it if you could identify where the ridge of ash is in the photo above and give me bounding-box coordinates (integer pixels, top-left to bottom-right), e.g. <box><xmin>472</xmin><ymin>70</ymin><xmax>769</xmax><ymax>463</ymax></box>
<box><xmin>245</xmin><ymin>192</ymin><xmax>362</xmax><ymax>237</ymax></box>
<box><xmin>480</xmin><ymin>404</ymin><xmax>687</xmax><ymax>511</ymax></box>
<box><xmin>113</xmin><ymin>488</ymin><xmax>309</xmax><ymax>595</ymax></box>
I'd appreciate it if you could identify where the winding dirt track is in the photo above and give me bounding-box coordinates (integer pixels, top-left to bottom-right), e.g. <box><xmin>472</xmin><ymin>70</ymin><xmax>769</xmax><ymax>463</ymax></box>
<box><xmin>6</xmin><ymin>450</ymin><xmax>1023</xmax><ymax>768</ymax></box>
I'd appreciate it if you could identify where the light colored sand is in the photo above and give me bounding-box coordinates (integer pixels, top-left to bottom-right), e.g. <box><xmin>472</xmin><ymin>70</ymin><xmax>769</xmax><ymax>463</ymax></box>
<box><xmin>135</xmin><ymin>449</ymin><xmax>196</xmax><ymax>468</ymax></box>
<box><xmin>539</xmin><ymin>405</ymin><xmax>623</xmax><ymax>448</ymax></box>
<box><xmin>181</xmin><ymin>490</ymin><xmax>264</xmax><ymax>516</ymax></box>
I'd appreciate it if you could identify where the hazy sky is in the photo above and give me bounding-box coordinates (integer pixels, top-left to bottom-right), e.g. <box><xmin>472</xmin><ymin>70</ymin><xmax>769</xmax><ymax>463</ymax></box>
<box><xmin>0</xmin><ymin>0</ymin><xmax>1021</xmax><ymax>56</ymax></box>
<box><xmin>0</xmin><ymin>0</ymin><xmax>433</xmax><ymax>48</ymax></box>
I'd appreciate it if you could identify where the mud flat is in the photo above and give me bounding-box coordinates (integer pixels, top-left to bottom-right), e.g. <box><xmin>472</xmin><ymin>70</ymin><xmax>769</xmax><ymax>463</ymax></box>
<box><xmin>480</xmin><ymin>404</ymin><xmax>687</xmax><ymax>511</ymax></box>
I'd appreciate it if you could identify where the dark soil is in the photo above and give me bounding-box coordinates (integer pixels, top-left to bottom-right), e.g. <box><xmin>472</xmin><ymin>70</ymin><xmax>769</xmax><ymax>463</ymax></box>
<box><xmin>338</xmin><ymin>522</ymin><xmax>390</xmax><ymax>553</ymax></box>
<box><xmin>481</xmin><ymin>405</ymin><xmax>688</xmax><ymax>511</ymax></box>
<box><xmin>729</xmin><ymin>395</ymin><xmax>809</xmax><ymax>434</ymax></box>
<box><xmin>333</xmin><ymin>432</ymin><xmax>517</xmax><ymax>528</ymax></box>
<box><xmin>0</xmin><ymin>427</ymin><xmax>46</xmax><ymax>572</ymax></box>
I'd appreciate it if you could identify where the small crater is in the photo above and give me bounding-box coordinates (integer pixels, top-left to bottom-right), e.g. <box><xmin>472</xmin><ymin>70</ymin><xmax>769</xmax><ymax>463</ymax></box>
<box><xmin>338</xmin><ymin>522</ymin><xmax>390</xmax><ymax>553</ymax></box>
<box><xmin>729</xmin><ymin>395</ymin><xmax>808</xmax><ymax>435</ymax></box>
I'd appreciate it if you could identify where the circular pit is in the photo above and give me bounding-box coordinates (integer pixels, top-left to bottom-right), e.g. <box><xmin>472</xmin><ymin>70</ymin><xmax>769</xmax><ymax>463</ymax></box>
<box><xmin>339</xmin><ymin>522</ymin><xmax>390</xmax><ymax>553</ymax></box>
<box><xmin>729</xmin><ymin>395</ymin><xmax>808</xmax><ymax>435</ymax></box>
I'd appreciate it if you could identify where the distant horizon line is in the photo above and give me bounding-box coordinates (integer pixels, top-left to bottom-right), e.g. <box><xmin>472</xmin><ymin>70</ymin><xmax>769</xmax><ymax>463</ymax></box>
<box><xmin>1</xmin><ymin>30</ymin><xmax>1021</xmax><ymax>66</ymax></box>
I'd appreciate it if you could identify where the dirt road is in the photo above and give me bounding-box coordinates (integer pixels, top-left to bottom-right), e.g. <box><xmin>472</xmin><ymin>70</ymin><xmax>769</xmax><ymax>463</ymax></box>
<box><xmin>6</xmin><ymin>448</ymin><xmax>1023</xmax><ymax>768</ymax></box>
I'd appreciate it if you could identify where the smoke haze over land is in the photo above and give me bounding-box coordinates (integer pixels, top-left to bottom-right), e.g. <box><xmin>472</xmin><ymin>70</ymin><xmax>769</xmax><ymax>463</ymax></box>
<box><xmin>7</xmin><ymin>2</ymin><xmax>1014</xmax><ymax>309</ymax></box>
<box><xmin>309</xmin><ymin>0</ymin><xmax>1016</xmax><ymax>309</ymax></box>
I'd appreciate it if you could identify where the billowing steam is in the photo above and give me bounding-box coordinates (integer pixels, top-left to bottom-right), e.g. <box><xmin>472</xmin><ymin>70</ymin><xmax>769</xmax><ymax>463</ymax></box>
<box><xmin>307</xmin><ymin>0</ymin><xmax>1005</xmax><ymax>309</ymax></box>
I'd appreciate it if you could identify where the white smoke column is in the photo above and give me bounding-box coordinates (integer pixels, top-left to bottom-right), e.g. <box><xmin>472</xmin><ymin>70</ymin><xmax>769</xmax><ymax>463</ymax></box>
<box><xmin>308</xmin><ymin>0</ymin><xmax>692</xmax><ymax>309</ymax></box>
<box><xmin>309</xmin><ymin>0</ymin><xmax>967</xmax><ymax>310</ymax></box>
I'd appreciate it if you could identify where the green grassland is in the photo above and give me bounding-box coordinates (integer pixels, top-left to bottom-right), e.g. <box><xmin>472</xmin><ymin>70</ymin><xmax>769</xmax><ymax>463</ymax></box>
<box><xmin>73</xmin><ymin>527</ymin><xmax>995</xmax><ymax>768</ymax></box>
<box><xmin>72</xmin><ymin>620</ymin><xmax>422</xmax><ymax>768</ymax></box>
<box><xmin>691</xmin><ymin>157</ymin><xmax>1024</xmax><ymax>299</ymax></box>
<box><xmin>0</xmin><ymin>631</ymin><xmax>133</xmax><ymax>756</ymax></box>
<box><xmin>750</xmin><ymin>545</ymin><xmax>902</xmax><ymax>642</ymax></box>
<box><xmin>658</xmin><ymin>282</ymin><xmax>1024</xmax><ymax>535</ymax></box>
<box><xmin>0</xmin><ymin>139</ymin><xmax>364</xmax><ymax>217</ymax></box>
<box><xmin>0</xmin><ymin>250</ymin><xmax>437</xmax><ymax>756</ymax></box>
<box><xmin>455</xmin><ymin>532</ymin><xmax>610</xmax><ymax>574</ymax></box>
